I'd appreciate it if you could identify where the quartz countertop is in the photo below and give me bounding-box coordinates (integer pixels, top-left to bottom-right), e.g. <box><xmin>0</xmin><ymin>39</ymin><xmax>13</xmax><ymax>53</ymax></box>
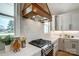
<box><xmin>0</xmin><ymin>36</ymin><xmax>59</xmax><ymax>56</ymax></box>
<box><xmin>42</xmin><ymin>34</ymin><xmax>60</xmax><ymax>44</ymax></box>
<box><xmin>60</xmin><ymin>37</ymin><xmax>79</xmax><ymax>40</ymax></box>
<box><xmin>0</xmin><ymin>34</ymin><xmax>61</xmax><ymax>56</ymax></box>
<box><xmin>0</xmin><ymin>44</ymin><xmax>41</xmax><ymax>56</ymax></box>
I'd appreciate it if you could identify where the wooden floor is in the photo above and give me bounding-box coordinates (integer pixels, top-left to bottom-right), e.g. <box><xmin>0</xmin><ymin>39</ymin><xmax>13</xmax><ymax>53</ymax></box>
<box><xmin>56</xmin><ymin>50</ymin><xmax>76</xmax><ymax>56</ymax></box>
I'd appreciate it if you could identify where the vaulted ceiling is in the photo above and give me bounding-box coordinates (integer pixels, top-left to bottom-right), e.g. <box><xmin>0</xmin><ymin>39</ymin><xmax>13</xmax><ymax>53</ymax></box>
<box><xmin>47</xmin><ymin>3</ymin><xmax>79</xmax><ymax>15</ymax></box>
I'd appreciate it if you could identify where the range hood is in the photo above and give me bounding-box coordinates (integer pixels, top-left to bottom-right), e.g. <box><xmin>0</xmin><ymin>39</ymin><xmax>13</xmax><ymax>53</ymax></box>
<box><xmin>22</xmin><ymin>3</ymin><xmax>52</xmax><ymax>22</ymax></box>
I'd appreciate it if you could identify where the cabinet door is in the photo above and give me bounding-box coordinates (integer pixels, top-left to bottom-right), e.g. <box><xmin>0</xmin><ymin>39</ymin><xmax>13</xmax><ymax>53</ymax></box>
<box><xmin>56</xmin><ymin>15</ymin><xmax>63</xmax><ymax>30</ymax></box>
<box><xmin>64</xmin><ymin>39</ymin><xmax>71</xmax><ymax>52</ymax></box>
<box><xmin>72</xmin><ymin>11</ymin><xmax>79</xmax><ymax>30</ymax></box>
<box><xmin>75</xmin><ymin>40</ymin><xmax>79</xmax><ymax>55</ymax></box>
<box><xmin>62</xmin><ymin>13</ymin><xmax>72</xmax><ymax>30</ymax></box>
<box><xmin>58</xmin><ymin>38</ymin><xmax>64</xmax><ymax>50</ymax></box>
<box><xmin>69</xmin><ymin>40</ymin><xmax>78</xmax><ymax>54</ymax></box>
<box><xmin>53</xmin><ymin>40</ymin><xmax>58</xmax><ymax>56</ymax></box>
<box><xmin>56</xmin><ymin>13</ymin><xmax>72</xmax><ymax>30</ymax></box>
<box><xmin>64</xmin><ymin>39</ymin><xmax>77</xmax><ymax>54</ymax></box>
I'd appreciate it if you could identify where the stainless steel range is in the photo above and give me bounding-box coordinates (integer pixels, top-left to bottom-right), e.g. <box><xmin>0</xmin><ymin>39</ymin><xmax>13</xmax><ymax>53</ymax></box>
<box><xmin>29</xmin><ymin>39</ymin><xmax>53</xmax><ymax>56</ymax></box>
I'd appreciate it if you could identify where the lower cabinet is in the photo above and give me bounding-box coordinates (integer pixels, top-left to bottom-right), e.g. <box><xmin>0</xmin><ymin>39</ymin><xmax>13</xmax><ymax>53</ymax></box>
<box><xmin>64</xmin><ymin>39</ymin><xmax>71</xmax><ymax>52</ymax></box>
<box><xmin>53</xmin><ymin>38</ymin><xmax>79</xmax><ymax>55</ymax></box>
<box><xmin>64</xmin><ymin>39</ymin><xmax>79</xmax><ymax>55</ymax></box>
<box><xmin>53</xmin><ymin>40</ymin><xmax>58</xmax><ymax>56</ymax></box>
<box><xmin>76</xmin><ymin>45</ymin><xmax>79</xmax><ymax>55</ymax></box>
<box><xmin>58</xmin><ymin>38</ymin><xmax>64</xmax><ymax>50</ymax></box>
<box><xmin>58</xmin><ymin>38</ymin><xmax>79</xmax><ymax>55</ymax></box>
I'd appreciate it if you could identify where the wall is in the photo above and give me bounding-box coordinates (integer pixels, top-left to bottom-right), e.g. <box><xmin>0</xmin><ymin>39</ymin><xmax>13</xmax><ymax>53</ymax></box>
<box><xmin>14</xmin><ymin>4</ymin><xmax>44</xmax><ymax>42</ymax></box>
<box><xmin>20</xmin><ymin>18</ymin><xmax>44</xmax><ymax>42</ymax></box>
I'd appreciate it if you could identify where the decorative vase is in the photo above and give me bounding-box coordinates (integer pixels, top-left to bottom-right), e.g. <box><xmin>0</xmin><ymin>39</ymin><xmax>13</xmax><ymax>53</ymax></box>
<box><xmin>12</xmin><ymin>37</ymin><xmax>21</xmax><ymax>52</ymax></box>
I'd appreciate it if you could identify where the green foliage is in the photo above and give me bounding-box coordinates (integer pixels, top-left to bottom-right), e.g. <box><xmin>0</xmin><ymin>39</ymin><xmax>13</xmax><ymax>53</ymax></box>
<box><xmin>0</xmin><ymin>36</ymin><xmax>5</xmax><ymax>44</ymax></box>
<box><xmin>0</xmin><ymin>25</ymin><xmax>5</xmax><ymax>32</ymax></box>
<box><xmin>7</xmin><ymin>20</ymin><xmax>14</xmax><ymax>33</ymax></box>
<box><xmin>0</xmin><ymin>35</ymin><xmax>14</xmax><ymax>45</ymax></box>
<box><xmin>4</xmin><ymin>35</ymin><xmax>14</xmax><ymax>45</ymax></box>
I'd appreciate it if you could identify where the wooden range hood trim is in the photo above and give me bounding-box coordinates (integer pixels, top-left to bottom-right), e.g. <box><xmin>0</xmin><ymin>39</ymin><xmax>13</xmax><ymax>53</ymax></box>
<box><xmin>32</xmin><ymin>3</ymin><xmax>51</xmax><ymax>16</ymax></box>
<box><xmin>22</xmin><ymin>3</ymin><xmax>52</xmax><ymax>20</ymax></box>
<box><xmin>22</xmin><ymin>11</ymin><xmax>37</xmax><ymax>18</ymax></box>
<box><xmin>22</xmin><ymin>3</ymin><xmax>31</xmax><ymax>11</ymax></box>
<box><xmin>46</xmin><ymin>3</ymin><xmax>51</xmax><ymax>17</ymax></box>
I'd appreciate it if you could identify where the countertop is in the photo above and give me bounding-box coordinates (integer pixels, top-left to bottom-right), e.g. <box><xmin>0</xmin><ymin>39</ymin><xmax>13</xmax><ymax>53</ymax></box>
<box><xmin>42</xmin><ymin>35</ymin><xmax>60</xmax><ymax>44</ymax></box>
<box><xmin>0</xmin><ymin>35</ymin><xmax>60</xmax><ymax>56</ymax></box>
<box><xmin>60</xmin><ymin>37</ymin><xmax>79</xmax><ymax>40</ymax></box>
<box><xmin>0</xmin><ymin>44</ymin><xmax>41</xmax><ymax>56</ymax></box>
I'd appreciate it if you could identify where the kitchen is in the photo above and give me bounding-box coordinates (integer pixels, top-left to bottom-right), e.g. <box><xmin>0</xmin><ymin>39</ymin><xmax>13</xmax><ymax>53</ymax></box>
<box><xmin>0</xmin><ymin>3</ymin><xmax>79</xmax><ymax>56</ymax></box>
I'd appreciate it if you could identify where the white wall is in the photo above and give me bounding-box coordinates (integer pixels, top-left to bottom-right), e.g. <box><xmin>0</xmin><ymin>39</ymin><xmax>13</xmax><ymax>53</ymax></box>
<box><xmin>14</xmin><ymin>4</ymin><xmax>44</xmax><ymax>42</ymax></box>
<box><xmin>20</xmin><ymin>18</ymin><xmax>44</xmax><ymax>42</ymax></box>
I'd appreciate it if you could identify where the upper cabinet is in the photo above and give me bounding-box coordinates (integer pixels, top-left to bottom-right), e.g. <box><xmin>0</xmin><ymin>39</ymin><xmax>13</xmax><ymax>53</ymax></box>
<box><xmin>72</xmin><ymin>11</ymin><xmax>79</xmax><ymax>30</ymax></box>
<box><xmin>22</xmin><ymin>3</ymin><xmax>52</xmax><ymax>23</ymax></box>
<box><xmin>56</xmin><ymin>10</ymin><xmax>79</xmax><ymax>31</ymax></box>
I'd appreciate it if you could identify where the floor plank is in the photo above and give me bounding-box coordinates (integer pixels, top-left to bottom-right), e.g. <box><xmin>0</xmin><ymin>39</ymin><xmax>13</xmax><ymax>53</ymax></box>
<box><xmin>56</xmin><ymin>50</ymin><xmax>75</xmax><ymax>56</ymax></box>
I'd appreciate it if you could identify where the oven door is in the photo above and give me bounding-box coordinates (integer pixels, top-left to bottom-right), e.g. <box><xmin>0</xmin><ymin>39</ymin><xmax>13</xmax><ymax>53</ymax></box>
<box><xmin>41</xmin><ymin>44</ymin><xmax>53</xmax><ymax>56</ymax></box>
<box><xmin>46</xmin><ymin>49</ymin><xmax>53</xmax><ymax>56</ymax></box>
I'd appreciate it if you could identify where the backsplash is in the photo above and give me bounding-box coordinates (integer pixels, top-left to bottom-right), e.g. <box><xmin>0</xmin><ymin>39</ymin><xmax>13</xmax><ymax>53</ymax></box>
<box><xmin>45</xmin><ymin>31</ymin><xmax>79</xmax><ymax>38</ymax></box>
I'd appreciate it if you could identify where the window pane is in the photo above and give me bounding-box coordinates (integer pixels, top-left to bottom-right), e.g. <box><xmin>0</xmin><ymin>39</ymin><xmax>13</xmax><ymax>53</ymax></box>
<box><xmin>0</xmin><ymin>3</ymin><xmax>14</xmax><ymax>46</ymax></box>
<box><xmin>44</xmin><ymin>22</ymin><xmax>50</xmax><ymax>33</ymax></box>
<box><xmin>0</xmin><ymin>3</ymin><xmax>14</xmax><ymax>36</ymax></box>
<box><xmin>0</xmin><ymin>15</ymin><xmax>14</xmax><ymax>34</ymax></box>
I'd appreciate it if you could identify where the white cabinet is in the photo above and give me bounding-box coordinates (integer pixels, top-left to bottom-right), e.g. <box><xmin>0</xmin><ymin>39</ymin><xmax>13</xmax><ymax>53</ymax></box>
<box><xmin>56</xmin><ymin>13</ymin><xmax>72</xmax><ymax>30</ymax></box>
<box><xmin>64</xmin><ymin>39</ymin><xmax>79</xmax><ymax>55</ymax></box>
<box><xmin>72</xmin><ymin>11</ymin><xmax>79</xmax><ymax>30</ymax></box>
<box><xmin>58</xmin><ymin>38</ymin><xmax>79</xmax><ymax>55</ymax></box>
<box><xmin>58</xmin><ymin>38</ymin><xmax>64</xmax><ymax>50</ymax></box>
<box><xmin>62</xmin><ymin>13</ymin><xmax>72</xmax><ymax>30</ymax></box>
<box><xmin>70</xmin><ymin>40</ymin><xmax>78</xmax><ymax>54</ymax></box>
<box><xmin>64</xmin><ymin>39</ymin><xmax>77</xmax><ymax>54</ymax></box>
<box><xmin>56</xmin><ymin>15</ymin><xmax>63</xmax><ymax>30</ymax></box>
<box><xmin>64</xmin><ymin>39</ymin><xmax>71</xmax><ymax>52</ymax></box>
<box><xmin>56</xmin><ymin>10</ymin><xmax>79</xmax><ymax>30</ymax></box>
<box><xmin>53</xmin><ymin>40</ymin><xmax>58</xmax><ymax>56</ymax></box>
<box><xmin>75</xmin><ymin>40</ymin><xmax>79</xmax><ymax>55</ymax></box>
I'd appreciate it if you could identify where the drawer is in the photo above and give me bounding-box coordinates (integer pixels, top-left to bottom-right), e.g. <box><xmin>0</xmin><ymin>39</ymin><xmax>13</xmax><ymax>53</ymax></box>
<box><xmin>71</xmin><ymin>40</ymin><xmax>78</xmax><ymax>43</ymax></box>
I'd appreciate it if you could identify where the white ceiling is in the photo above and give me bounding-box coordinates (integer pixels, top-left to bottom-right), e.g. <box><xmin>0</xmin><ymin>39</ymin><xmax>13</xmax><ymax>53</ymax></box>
<box><xmin>47</xmin><ymin>3</ymin><xmax>79</xmax><ymax>15</ymax></box>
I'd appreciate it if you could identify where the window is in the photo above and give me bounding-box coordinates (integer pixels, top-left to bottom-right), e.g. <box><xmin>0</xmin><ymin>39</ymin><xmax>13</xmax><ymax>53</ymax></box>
<box><xmin>0</xmin><ymin>15</ymin><xmax>14</xmax><ymax>34</ymax></box>
<box><xmin>44</xmin><ymin>22</ymin><xmax>50</xmax><ymax>33</ymax></box>
<box><xmin>0</xmin><ymin>3</ymin><xmax>14</xmax><ymax>45</ymax></box>
<box><xmin>0</xmin><ymin>3</ymin><xmax>14</xmax><ymax>35</ymax></box>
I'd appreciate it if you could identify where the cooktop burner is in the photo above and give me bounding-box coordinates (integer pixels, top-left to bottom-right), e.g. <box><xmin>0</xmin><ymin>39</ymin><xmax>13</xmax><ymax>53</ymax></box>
<box><xmin>29</xmin><ymin>39</ymin><xmax>51</xmax><ymax>48</ymax></box>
